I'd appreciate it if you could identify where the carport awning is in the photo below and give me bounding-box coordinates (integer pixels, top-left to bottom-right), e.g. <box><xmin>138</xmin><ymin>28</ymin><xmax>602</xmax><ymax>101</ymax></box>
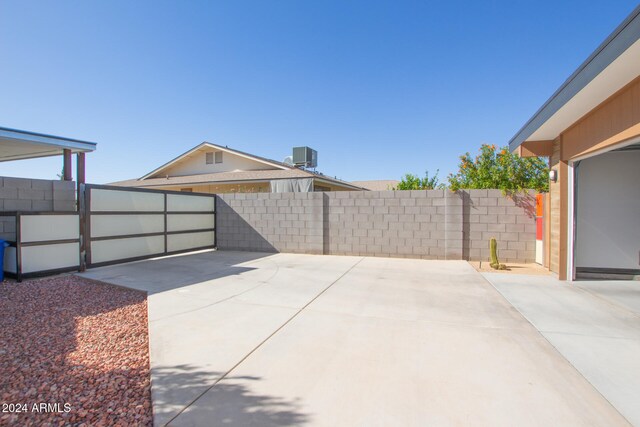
<box><xmin>0</xmin><ymin>126</ymin><xmax>97</xmax><ymax>162</ymax></box>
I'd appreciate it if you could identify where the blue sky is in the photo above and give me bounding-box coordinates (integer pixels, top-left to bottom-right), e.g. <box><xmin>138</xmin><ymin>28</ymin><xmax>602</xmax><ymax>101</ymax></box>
<box><xmin>1</xmin><ymin>1</ymin><xmax>637</xmax><ymax>184</ymax></box>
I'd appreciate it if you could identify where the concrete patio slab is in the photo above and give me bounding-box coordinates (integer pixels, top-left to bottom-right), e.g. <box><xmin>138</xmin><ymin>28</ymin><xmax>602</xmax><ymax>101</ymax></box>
<box><xmin>484</xmin><ymin>273</ymin><xmax>640</xmax><ymax>426</ymax></box>
<box><xmin>179</xmin><ymin>313</ymin><xmax>618</xmax><ymax>427</ymax></box>
<box><xmin>312</xmin><ymin>257</ymin><xmax>529</xmax><ymax>329</ymax></box>
<box><xmin>576</xmin><ymin>280</ymin><xmax>640</xmax><ymax>315</ymax></box>
<box><xmin>80</xmin><ymin>251</ymin><xmax>364</xmax><ymax>425</ymax></box>
<box><xmin>80</xmin><ymin>252</ymin><xmax>630</xmax><ymax>426</ymax></box>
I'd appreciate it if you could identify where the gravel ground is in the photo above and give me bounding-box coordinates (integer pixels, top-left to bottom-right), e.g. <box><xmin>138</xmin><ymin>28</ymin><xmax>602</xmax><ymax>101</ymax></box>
<box><xmin>468</xmin><ymin>261</ymin><xmax>551</xmax><ymax>275</ymax></box>
<box><xmin>0</xmin><ymin>275</ymin><xmax>152</xmax><ymax>426</ymax></box>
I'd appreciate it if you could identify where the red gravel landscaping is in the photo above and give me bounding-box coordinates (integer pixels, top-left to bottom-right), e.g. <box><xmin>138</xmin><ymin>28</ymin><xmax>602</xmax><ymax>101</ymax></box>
<box><xmin>0</xmin><ymin>275</ymin><xmax>152</xmax><ymax>426</ymax></box>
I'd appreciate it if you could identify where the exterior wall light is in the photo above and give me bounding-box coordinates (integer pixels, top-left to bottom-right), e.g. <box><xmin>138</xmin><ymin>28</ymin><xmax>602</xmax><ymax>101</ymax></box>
<box><xmin>549</xmin><ymin>169</ymin><xmax>558</xmax><ymax>183</ymax></box>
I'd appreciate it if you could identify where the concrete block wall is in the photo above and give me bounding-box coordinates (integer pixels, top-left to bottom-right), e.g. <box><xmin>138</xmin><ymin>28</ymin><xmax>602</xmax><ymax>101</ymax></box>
<box><xmin>465</xmin><ymin>190</ymin><xmax>537</xmax><ymax>263</ymax></box>
<box><xmin>216</xmin><ymin>192</ymin><xmax>324</xmax><ymax>254</ymax></box>
<box><xmin>324</xmin><ymin>190</ymin><xmax>466</xmax><ymax>259</ymax></box>
<box><xmin>0</xmin><ymin>216</ymin><xmax>16</xmax><ymax>243</ymax></box>
<box><xmin>217</xmin><ymin>189</ymin><xmax>537</xmax><ymax>263</ymax></box>
<box><xmin>0</xmin><ymin>176</ymin><xmax>76</xmax><ymax>241</ymax></box>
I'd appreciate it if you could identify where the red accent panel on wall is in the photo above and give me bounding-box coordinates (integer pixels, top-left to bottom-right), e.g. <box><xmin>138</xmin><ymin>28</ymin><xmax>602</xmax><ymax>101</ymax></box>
<box><xmin>536</xmin><ymin>218</ymin><xmax>543</xmax><ymax>240</ymax></box>
<box><xmin>535</xmin><ymin>194</ymin><xmax>544</xmax><ymax>240</ymax></box>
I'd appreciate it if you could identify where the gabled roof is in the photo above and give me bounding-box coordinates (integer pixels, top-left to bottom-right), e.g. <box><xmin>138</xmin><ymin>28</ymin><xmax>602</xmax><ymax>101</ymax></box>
<box><xmin>111</xmin><ymin>168</ymin><xmax>367</xmax><ymax>190</ymax></box>
<box><xmin>114</xmin><ymin>169</ymin><xmax>312</xmax><ymax>187</ymax></box>
<box><xmin>0</xmin><ymin>126</ymin><xmax>97</xmax><ymax>162</ymax></box>
<box><xmin>129</xmin><ymin>141</ymin><xmax>367</xmax><ymax>191</ymax></box>
<box><xmin>141</xmin><ymin>141</ymin><xmax>291</xmax><ymax>179</ymax></box>
<box><xmin>509</xmin><ymin>5</ymin><xmax>640</xmax><ymax>151</ymax></box>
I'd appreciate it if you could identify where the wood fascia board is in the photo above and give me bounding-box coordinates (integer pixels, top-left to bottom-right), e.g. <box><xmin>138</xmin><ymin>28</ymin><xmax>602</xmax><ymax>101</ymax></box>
<box><xmin>564</xmin><ymin>122</ymin><xmax>640</xmax><ymax>160</ymax></box>
<box><xmin>518</xmin><ymin>140</ymin><xmax>554</xmax><ymax>157</ymax></box>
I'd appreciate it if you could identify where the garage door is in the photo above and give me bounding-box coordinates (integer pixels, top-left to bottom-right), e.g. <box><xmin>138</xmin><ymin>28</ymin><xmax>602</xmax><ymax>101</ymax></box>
<box><xmin>574</xmin><ymin>144</ymin><xmax>640</xmax><ymax>278</ymax></box>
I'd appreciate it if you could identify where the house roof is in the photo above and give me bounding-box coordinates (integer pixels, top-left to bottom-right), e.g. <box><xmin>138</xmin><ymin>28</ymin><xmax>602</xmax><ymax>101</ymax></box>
<box><xmin>113</xmin><ymin>169</ymin><xmax>311</xmax><ymax>187</ymax></box>
<box><xmin>141</xmin><ymin>141</ymin><xmax>291</xmax><ymax>179</ymax></box>
<box><xmin>350</xmin><ymin>180</ymin><xmax>400</xmax><ymax>191</ymax></box>
<box><xmin>112</xmin><ymin>168</ymin><xmax>366</xmax><ymax>190</ymax></box>
<box><xmin>509</xmin><ymin>5</ymin><xmax>640</xmax><ymax>152</ymax></box>
<box><xmin>126</xmin><ymin>141</ymin><xmax>366</xmax><ymax>190</ymax></box>
<box><xmin>0</xmin><ymin>126</ymin><xmax>97</xmax><ymax>162</ymax></box>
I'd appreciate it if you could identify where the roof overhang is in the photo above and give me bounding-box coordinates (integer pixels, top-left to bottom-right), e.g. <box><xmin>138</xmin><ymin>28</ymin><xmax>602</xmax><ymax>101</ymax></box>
<box><xmin>115</xmin><ymin>174</ymin><xmax>367</xmax><ymax>191</ymax></box>
<box><xmin>314</xmin><ymin>177</ymin><xmax>366</xmax><ymax>191</ymax></box>
<box><xmin>0</xmin><ymin>126</ymin><xmax>97</xmax><ymax>162</ymax></box>
<box><xmin>130</xmin><ymin>178</ymin><xmax>275</xmax><ymax>188</ymax></box>
<box><xmin>509</xmin><ymin>5</ymin><xmax>640</xmax><ymax>153</ymax></box>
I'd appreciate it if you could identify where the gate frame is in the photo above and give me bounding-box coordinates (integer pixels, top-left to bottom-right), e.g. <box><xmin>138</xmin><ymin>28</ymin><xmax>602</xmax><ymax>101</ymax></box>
<box><xmin>80</xmin><ymin>184</ymin><xmax>217</xmax><ymax>270</ymax></box>
<box><xmin>1</xmin><ymin>211</ymin><xmax>81</xmax><ymax>282</ymax></box>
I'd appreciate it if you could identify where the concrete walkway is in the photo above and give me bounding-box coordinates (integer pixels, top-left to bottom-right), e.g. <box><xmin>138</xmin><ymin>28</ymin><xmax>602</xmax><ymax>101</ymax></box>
<box><xmin>484</xmin><ymin>273</ymin><xmax>640</xmax><ymax>426</ymax></box>
<box><xmin>80</xmin><ymin>251</ymin><xmax>629</xmax><ymax>426</ymax></box>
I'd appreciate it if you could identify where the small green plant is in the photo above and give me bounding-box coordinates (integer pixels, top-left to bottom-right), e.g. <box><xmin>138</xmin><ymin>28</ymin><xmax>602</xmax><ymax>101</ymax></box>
<box><xmin>489</xmin><ymin>237</ymin><xmax>507</xmax><ymax>270</ymax></box>
<box><xmin>448</xmin><ymin>144</ymin><xmax>549</xmax><ymax>193</ymax></box>
<box><xmin>395</xmin><ymin>170</ymin><xmax>444</xmax><ymax>190</ymax></box>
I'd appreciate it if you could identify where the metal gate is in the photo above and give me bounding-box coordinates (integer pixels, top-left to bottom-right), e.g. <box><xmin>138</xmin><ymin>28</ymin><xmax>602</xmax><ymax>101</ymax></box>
<box><xmin>0</xmin><ymin>211</ymin><xmax>81</xmax><ymax>281</ymax></box>
<box><xmin>81</xmin><ymin>184</ymin><xmax>216</xmax><ymax>269</ymax></box>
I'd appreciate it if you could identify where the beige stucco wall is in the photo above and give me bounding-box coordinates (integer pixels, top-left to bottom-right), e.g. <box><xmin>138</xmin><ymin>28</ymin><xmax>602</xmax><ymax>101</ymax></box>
<box><xmin>313</xmin><ymin>181</ymin><xmax>355</xmax><ymax>192</ymax></box>
<box><xmin>149</xmin><ymin>182</ymin><xmax>270</xmax><ymax>194</ymax></box>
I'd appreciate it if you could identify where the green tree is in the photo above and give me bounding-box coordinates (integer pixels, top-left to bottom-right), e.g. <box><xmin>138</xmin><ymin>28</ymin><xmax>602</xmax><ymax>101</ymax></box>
<box><xmin>396</xmin><ymin>170</ymin><xmax>442</xmax><ymax>190</ymax></box>
<box><xmin>447</xmin><ymin>144</ymin><xmax>548</xmax><ymax>192</ymax></box>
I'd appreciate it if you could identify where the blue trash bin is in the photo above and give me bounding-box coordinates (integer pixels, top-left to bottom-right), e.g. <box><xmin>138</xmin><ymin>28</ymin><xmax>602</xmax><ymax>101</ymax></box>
<box><xmin>0</xmin><ymin>239</ymin><xmax>8</xmax><ymax>282</ymax></box>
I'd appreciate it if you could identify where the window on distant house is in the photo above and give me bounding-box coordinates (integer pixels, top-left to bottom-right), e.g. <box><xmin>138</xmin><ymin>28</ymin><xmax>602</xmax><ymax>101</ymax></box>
<box><xmin>205</xmin><ymin>152</ymin><xmax>213</xmax><ymax>164</ymax></box>
<box><xmin>215</xmin><ymin>151</ymin><xmax>223</xmax><ymax>163</ymax></box>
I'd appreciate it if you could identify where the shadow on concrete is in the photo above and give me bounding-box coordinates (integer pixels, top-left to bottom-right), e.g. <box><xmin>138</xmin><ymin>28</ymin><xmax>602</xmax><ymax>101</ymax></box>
<box><xmin>79</xmin><ymin>250</ymin><xmax>275</xmax><ymax>295</ymax></box>
<box><xmin>152</xmin><ymin>365</ymin><xmax>310</xmax><ymax>427</ymax></box>
<box><xmin>216</xmin><ymin>197</ymin><xmax>278</xmax><ymax>253</ymax></box>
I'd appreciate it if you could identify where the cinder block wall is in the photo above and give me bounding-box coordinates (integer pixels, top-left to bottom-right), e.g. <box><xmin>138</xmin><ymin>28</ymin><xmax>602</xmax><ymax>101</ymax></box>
<box><xmin>0</xmin><ymin>176</ymin><xmax>76</xmax><ymax>241</ymax></box>
<box><xmin>216</xmin><ymin>192</ymin><xmax>324</xmax><ymax>254</ymax></box>
<box><xmin>217</xmin><ymin>189</ymin><xmax>537</xmax><ymax>263</ymax></box>
<box><xmin>324</xmin><ymin>190</ymin><xmax>466</xmax><ymax>259</ymax></box>
<box><xmin>465</xmin><ymin>190</ymin><xmax>537</xmax><ymax>262</ymax></box>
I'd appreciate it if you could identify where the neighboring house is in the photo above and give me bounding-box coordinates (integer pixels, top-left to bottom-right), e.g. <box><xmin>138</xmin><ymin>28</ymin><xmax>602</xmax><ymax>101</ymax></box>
<box><xmin>111</xmin><ymin>142</ymin><xmax>365</xmax><ymax>193</ymax></box>
<box><xmin>350</xmin><ymin>180</ymin><xmax>400</xmax><ymax>191</ymax></box>
<box><xmin>509</xmin><ymin>5</ymin><xmax>640</xmax><ymax>280</ymax></box>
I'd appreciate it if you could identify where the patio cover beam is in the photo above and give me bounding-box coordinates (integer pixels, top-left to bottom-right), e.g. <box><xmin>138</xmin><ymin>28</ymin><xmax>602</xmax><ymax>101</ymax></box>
<box><xmin>0</xmin><ymin>126</ymin><xmax>96</xmax><ymax>162</ymax></box>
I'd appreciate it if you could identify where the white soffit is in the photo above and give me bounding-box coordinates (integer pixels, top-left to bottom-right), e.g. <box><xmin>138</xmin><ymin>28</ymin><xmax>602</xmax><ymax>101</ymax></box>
<box><xmin>527</xmin><ymin>38</ymin><xmax>640</xmax><ymax>141</ymax></box>
<box><xmin>0</xmin><ymin>127</ymin><xmax>97</xmax><ymax>162</ymax></box>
